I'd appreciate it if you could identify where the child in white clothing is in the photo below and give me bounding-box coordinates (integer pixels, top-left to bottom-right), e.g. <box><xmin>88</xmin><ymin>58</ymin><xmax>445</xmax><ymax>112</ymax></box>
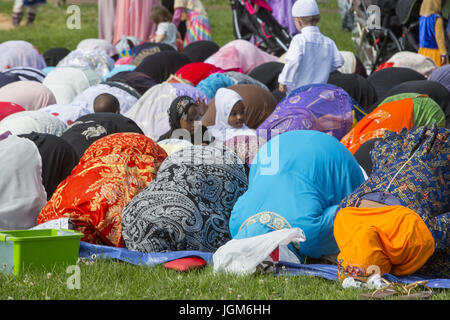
<box><xmin>278</xmin><ymin>0</ymin><xmax>344</xmax><ymax>94</ymax></box>
<box><xmin>150</xmin><ymin>5</ymin><xmax>180</xmax><ymax>50</ymax></box>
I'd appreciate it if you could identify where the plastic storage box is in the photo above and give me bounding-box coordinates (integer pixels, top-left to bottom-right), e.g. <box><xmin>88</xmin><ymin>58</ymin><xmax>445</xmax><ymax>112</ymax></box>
<box><xmin>0</xmin><ymin>229</ymin><xmax>83</xmax><ymax>276</ymax></box>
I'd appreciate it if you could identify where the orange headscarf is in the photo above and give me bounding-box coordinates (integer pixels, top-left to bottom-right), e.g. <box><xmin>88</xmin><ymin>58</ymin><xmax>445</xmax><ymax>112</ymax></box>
<box><xmin>334</xmin><ymin>205</ymin><xmax>435</xmax><ymax>282</ymax></box>
<box><xmin>37</xmin><ymin>133</ymin><xmax>167</xmax><ymax>247</ymax></box>
<box><xmin>340</xmin><ymin>99</ymin><xmax>414</xmax><ymax>154</ymax></box>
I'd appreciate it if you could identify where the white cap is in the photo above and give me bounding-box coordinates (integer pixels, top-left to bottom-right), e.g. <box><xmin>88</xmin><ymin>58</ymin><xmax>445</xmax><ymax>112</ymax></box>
<box><xmin>292</xmin><ymin>0</ymin><xmax>320</xmax><ymax>17</ymax></box>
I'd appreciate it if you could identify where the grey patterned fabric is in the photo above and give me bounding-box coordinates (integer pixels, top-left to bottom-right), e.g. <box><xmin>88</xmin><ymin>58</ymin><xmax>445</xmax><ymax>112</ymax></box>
<box><xmin>122</xmin><ymin>145</ymin><xmax>248</xmax><ymax>253</ymax></box>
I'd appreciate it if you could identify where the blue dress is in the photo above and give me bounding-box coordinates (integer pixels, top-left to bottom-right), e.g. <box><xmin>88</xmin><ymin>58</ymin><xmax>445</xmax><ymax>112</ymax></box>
<box><xmin>229</xmin><ymin>130</ymin><xmax>364</xmax><ymax>260</ymax></box>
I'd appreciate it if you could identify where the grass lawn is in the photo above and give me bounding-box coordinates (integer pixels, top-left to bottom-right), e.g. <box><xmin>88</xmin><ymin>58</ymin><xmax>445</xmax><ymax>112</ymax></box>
<box><xmin>1</xmin><ymin>259</ymin><xmax>449</xmax><ymax>300</ymax></box>
<box><xmin>0</xmin><ymin>0</ymin><xmax>447</xmax><ymax>301</ymax></box>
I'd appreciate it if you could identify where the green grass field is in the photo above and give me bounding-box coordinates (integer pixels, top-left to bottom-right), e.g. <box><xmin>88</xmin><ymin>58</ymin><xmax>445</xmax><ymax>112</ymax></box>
<box><xmin>0</xmin><ymin>0</ymin><xmax>447</xmax><ymax>301</ymax></box>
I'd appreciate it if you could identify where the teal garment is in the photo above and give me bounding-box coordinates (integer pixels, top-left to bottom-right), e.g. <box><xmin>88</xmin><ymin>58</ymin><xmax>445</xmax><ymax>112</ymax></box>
<box><xmin>229</xmin><ymin>130</ymin><xmax>365</xmax><ymax>259</ymax></box>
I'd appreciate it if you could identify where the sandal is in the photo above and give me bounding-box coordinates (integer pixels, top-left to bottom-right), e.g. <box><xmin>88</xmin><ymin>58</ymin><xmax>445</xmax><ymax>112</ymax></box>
<box><xmin>359</xmin><ymin>279</ymin><xmax>433</xmax><ymax>300</ymax></box>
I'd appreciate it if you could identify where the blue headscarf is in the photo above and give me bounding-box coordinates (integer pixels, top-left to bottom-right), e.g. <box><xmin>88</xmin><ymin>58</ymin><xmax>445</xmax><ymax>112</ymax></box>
<box><xmin>229</xmin><ymin>130</ymin><xmax>364</xmax><ymax>259</ymax></box>
<box><xmin>196</xmin><ymin>73</ymin><xmax>234</xmax><ymax>100</ymax></box>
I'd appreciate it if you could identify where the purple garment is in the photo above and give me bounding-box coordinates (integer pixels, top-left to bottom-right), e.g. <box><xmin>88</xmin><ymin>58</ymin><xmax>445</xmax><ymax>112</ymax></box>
<box><xmin>256</xmin><ymin>84</ymin><xmax>354</xmax><ymax>141</ymax></box>
<box><xmin>428</xmin><ymin>65</ymin><xmax>450</xmax><ymax>92</ymax></box>
<box><xmin>0</xmin><ymin>131</ymin><xmax>12</xmax><ymax>141</ymax></box>
<box><xmin>267</xmin><ymin>0</ymin><xmax>297</xmax><ymax>35</ymax></box>
<box><xmin>171</xmin><ymin>82</ymin><xmax>210</xmax><ymax>104</ymax></box>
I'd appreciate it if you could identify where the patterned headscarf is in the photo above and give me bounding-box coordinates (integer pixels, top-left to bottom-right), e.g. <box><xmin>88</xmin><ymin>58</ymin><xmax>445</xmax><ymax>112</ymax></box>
<box><xmin>168</xmin><ymin>95</ymin><xmax>197</xmax><ymax>129</ymax></box>
<box><xmin>122</xmin><ymin>145</ymin><xmax>248</xmax><ymax>253</ymax></box>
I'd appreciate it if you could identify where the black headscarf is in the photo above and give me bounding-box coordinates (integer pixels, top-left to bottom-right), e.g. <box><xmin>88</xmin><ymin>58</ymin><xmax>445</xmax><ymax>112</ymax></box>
<box><xmin>131</xmin><ymin>42</ymin><xmax>177</xmax><ymax>67</ymax></box>
<box><xmin>43</xmin><ymin>47</ymin><xmax>71</xmax><ymax>67</ymax></box>
<box><xmin>106</xmin><ymin>71</ymin><xmax>157</xmax><ymax>96</ymax></box>
<box><xmin>61</xmin><ymin>113</ymin><xmax>144</xmax><ymax>159</ymax></box>
<box><xmin>354</xmin><ymin>55</ymin><xmax>368</xmax><ymax>78</ymax></box>
<box><xmin>135</xmin><ymin>51</ymin><xmax>192</xmax><ymax>83</ymax></box>
<box><xmin>328</xmin><ymin>71</ymin><xmax>378</xmax><ymax>113</ymax></box>
<box><xmin>376</xmin><ymin>80</ymin><xmax>450</xmax><ymax>127</ymax></box>
<box><xmin>0</xmin><ymin>73</ymin><xmax>20</xmax><ymax>88</ymax></box>
<box><xmin>248</xmin><ymin>61</ymin><xmax>285</xmax><ymax>92</ymax></box>
<box><xmin>18</xmin><ymin>132</ymin><xmax>79</xmax><ymax>200</ymax></box>
<box><xmin>353</xmin><ymin>138</ymin><xmax>383</xmax><ymax>177</ymax></box>
<box><xmin>367</xmin><ymin>67</ymin><xmax>426</xmax><ymax>101</ymax></box>
<box><xmin>158</xmin><ymin>96</ymin><xmax>211</xmax><ymax>144</ymax></box>
<box><xmin>181</xmin><ymin>40</ymin><xmax>220</xmax><ymax>63</ymax></box>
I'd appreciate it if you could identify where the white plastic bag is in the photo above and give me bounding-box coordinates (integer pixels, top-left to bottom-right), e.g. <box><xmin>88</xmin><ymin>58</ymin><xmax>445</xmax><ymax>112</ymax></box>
<box><xmin>213</xmin><ymin>228</ymin><xmax>306</xmax><ymax>275</ymax></box>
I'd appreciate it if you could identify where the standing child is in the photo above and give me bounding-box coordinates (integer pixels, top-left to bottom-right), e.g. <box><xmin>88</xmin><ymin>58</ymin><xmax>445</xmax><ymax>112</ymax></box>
<box><xmin>12</xmin><ymin>0</ymin><xmax>45</xmax><ymax>27</ymax></box>
<box><xmin>418</xmin><ymin>0</ymin><xmax>448</xmax><ymax>67</ymax></box>
<box><xmin>278</xmin><ymin>0</ymin><xmax>344</xmax><ymax>94</ymax></box>
<box><xmin>150</xmin><ymin>5</ymin><xmax>180</xmax><ymax>50</ymax></box>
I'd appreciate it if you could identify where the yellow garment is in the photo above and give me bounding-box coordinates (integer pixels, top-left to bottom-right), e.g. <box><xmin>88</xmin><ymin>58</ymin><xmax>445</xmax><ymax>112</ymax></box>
<box><xmin>334</xmin><ymin>206</ymin><xmax>435</xmax><ymax>282</ymax></box>
<box><xmin>420</xmin><ymin>0</ymin><xmax>442</xmax><ymax>15</ymax></box>
<box><xmin>419</xmin><ymin>48</ymin><xmax>444</xmax><ymax>67</ymax></box>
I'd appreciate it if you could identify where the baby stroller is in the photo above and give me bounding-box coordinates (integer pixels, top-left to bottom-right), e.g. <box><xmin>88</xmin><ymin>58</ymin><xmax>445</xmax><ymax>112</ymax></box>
<box><xmin>353</xmin><ymin>0</ymin><xmax>404</xmax><ymax>73</ymax></box>
<box><xmin>230</xmin><ymin>0</ymin><xmax>292</xmax><ymax>56</ymax></box>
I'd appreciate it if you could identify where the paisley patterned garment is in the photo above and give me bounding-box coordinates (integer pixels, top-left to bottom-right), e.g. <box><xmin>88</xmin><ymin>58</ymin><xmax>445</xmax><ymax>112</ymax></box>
<box><xmin>256</xmin><ymin>84</ymin><xmax>355</xmax><ymax>142</ymax></box>
<box><xmin>339</xmin><ymin>126</ymin><xmax>449</xmax><ymax>277</ymax></box>
<box><xmin>122</xmin><ymin>145</ymin><xmax>248</xmax><ymax>253</ymax></box>
<box><xmin>37</xmin><ymin>133</ymin><xmax>168</xmax><ymax>247</ymax></box>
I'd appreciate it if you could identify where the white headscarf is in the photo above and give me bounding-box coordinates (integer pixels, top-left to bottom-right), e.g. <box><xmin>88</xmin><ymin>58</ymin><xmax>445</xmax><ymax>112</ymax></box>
<box><xmin>0</xmin><ymin>135</ymin><xmax>47</xmax><ymax>230</ymax></box>
<box><xmin>207</xmin><ymin>88</ymin><xmax>256</xmax><ymax>141</ymax></box>
<box><xmin>0</xmin><ymin>111</ymin><xmax>67</xmax><ymax>137</ymax></box>
<box><xmin>0</xmin><ymin>41</ymin><xmax>46</xmax><ymax>71</ymax></box>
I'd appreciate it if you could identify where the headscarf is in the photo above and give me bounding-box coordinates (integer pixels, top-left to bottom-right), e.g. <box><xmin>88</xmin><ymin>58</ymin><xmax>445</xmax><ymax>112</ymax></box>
<box><xmin>2</xmin><ymin>67</ymin><xmax>46</xmax><ymax>83</ymax></box>
<box><xmin>175</xmin><ymin>62</ymin><xmax>222</xmax><ymax>86</ymax></box>
<box><xmin>125</xmin><ymin>82</ymin><xmax>208</xmax><ymax>140</ymax></box>
<box><xmin>428</xmin><ymin>64</ymin><xmax>450</xmax><ymax>91</ymax></box>
<box><xmin>131</xmin><ymin>42</ymin><xmax>176</xmax><ymax>67</ymax></box>
<box><xmin>157</xmin><ymin>138</ymin><xmax>193</xmax><ymax>156</ymax></box>
<box><xmin>353</xmin><ymin>138</ymin><xmax>383</xmax><ymax>177</ymax></box>
<box><xmin>334</xmin><ymin>205</ymin><xmax>435</xmax><ymax>281</ymax></box>
<box><xmin>230</xmin><ymin>130</ymin><xmax>365</xmax><ymax>259</ymax></box>
<box><xmin>103</xmin><ymin>64</ymin><xmax>136</xmax><ymax>81</ymax></box>
<box><xmin>207</xmin><ymin>88</ymin><xmax>256</xmax><ymax>142</ymax></box>
<box><xmin>71</xmin><ymin>83</ymin><xmax>138</xmax><ymax>114</ymax></box>
<box><xmin>43</xmin><ymin>67</ymin><xmax>102</xmax><ymax>105</ymax></box>
<box><xmin>381</xmin><ymin>51</ymin><xmax>437</xmax><ymax>77</ymax></box>
<box><xmin>18</xmin><ymin>133</ymin><xmax>79</xmax><ymax>201</ymax></box>
<box><xmin>224</xmin><ymin>71</ymin><xmax>269</xmax><ymax>90</ymax></box>
<box><xmin>248</xmin><ymin>61</ymin><xmax>285</xmax><ymax>92</ymax></box>
<box><xmin>0</xmin><ymin>135</ymin><xmax>47</xmax><ymax>230</ymax></box>
<box><xmin>181</xmin><ymin>40</ymin><xmax>220</xmax><ymax>62</ymax></box>
<box><xmin>107</xmin><ymin>71</ymin><xmax>156</xmax><ymax>96</ymax></box>
<box><xmin>338</xmin><ymin>51</ymin><xmax>357</xmax><ymax>74</ymax></box>
<box><xmin>0</xmin><ymin>111</ymin><xmax>67</xmax><ymax>136</ymax></box>
<box><xmin>420</xmin><ymin>0</ymin><xmax>442</xmax><ymax>15</ymax></box>
<box><xmin>256</xmin><ymin>84</ymin><xmax>355</xmax><ymax>142</ymax></box>
<box><xmin>328</xmin><ymin>71</ymin><xmax>378</xmax><ymax>113</ymax></box>
<box><xmin>38</xmin><ymin>103</ymin><xmax>92</xmax><ymax>127</ymax></box>
<box><xmin>0</xmin><ymin>73</ymin><xmax>20</xmax><ymax>88</ymax></box>
<box><xmin>203</xmin><ymin>84</ymin><xmax>277</xmax><ymax>129</ymax></box>
<box><xmin>0</xmin><ymin>40</ymin><xmax>46</xmax><ymax>71</ymax></box>
<box><xmin>0</xmin><ymin>81</ymin><xmax>56</xmax><ymax>110</ymax></box>
<box><xmin>196</xmin><ymin>73</ymin><xmax>234</xmax><ymax>100</ymax></box>
<box><xmin>77</xmin><ymin>38</ymin><xmax>120</xmax><ymax>58</ymax></box>
<box><xmin>339</xmin><ymin>126</ymin><xmax>449</xmax><ymax>278</ymax></box>
<box><xmin>341</xmin><ymin>94</ymin><xmax>446</xmax><ymax>154</ymax></box>
<box><xmin>167</xmin><ymin>96</ymin><xmax>197</xmax><ymax>130</ymax></box>
<box><xmin>37</xmin><ymin>133</ymin><xmax>168</xmax><ymax>247</ymax></box>
<box><xmin>60</xmin><ymin>113</ymin><xmax>144</xmax><ymax>159</ymax></box>
<box><xmin>367</xmin><ymin>67</ymin><xmax>426</xmax><ymax>101</ymax></box>
<box><xmin>0</xmin><ymin>102</ymin><xmax>25</xmax><ymax>121</ymax></box>
<box><xmin>378</xmin><ymin>80</ymin><xmax>450</xmax><ymax>127</ymax></box>
<box><xmin>43</xmin><ymin>47</ymin><xmax>71</xmax><ymax>67</ymax></box>
<box><xmin>121</xmin><ymin>145</ymin><xmax>248</xmax><ymax>253</ymax></box>
<box><xmin>57</xmin><ymin>49</ymin><xmax>115</xmax><ymax>78</ymax></box>
<box><xmin>134</xmin><ymin>51</ymin><xmax>192</xmax><ymax>83</ymax></box>
<box><xmin>204</xmin><ymin>40</ymin><xmax>279</xmax><ymax>74</ymax></box>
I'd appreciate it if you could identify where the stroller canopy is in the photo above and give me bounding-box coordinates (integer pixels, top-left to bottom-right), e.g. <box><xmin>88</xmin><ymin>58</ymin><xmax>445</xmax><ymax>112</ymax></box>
<box><xmin>396</xmin><ymin>0</ymin><xmax>422</xmax><ymax>25</ymax></box>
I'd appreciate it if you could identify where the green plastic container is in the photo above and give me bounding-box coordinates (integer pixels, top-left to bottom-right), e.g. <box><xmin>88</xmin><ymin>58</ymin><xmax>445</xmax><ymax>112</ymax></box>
<box><xmin>0</xmin><ymin>229</ymin><xmax>83</xmax><ymax>276</ymax></box>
